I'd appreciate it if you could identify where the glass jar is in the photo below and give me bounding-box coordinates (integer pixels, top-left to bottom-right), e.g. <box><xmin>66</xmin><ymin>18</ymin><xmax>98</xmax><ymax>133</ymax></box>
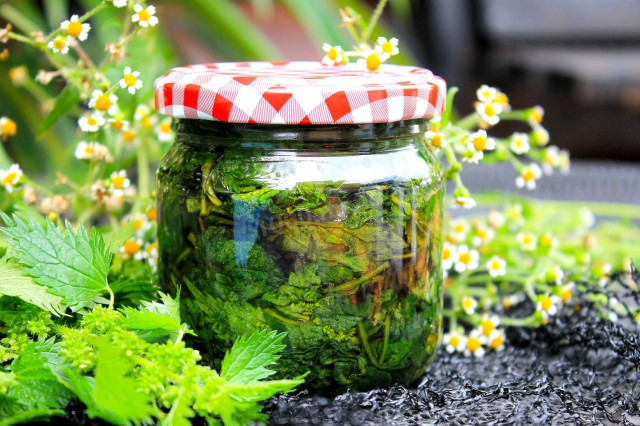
<box><xmin>155</xmin><ymin>62</ymin><xmax>446</xmax><ymax>392</ymax></box>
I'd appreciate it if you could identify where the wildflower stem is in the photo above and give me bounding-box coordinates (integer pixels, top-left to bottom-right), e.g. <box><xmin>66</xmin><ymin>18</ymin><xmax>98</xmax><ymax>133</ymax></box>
<box><xmin>7</xmin><ymin>31</ymin><xmax>38</xmax><ymax>47</ymax></box>
<box><xmin>455</xmin><ymin>114</ymin><xmax>479</xmax><ymax>130</ymax></box>
<box><xmin>26</xmin><ymin>179</ymin><xmax>55</xmax><ymax>197</ymax></box>
<box><xmin>44</xmin><ymin>2</ymin><xmax>108</xmax><ymax>43</ymax></box>
<box><xmin>106</xmin><ymin>282</ymin><xmax>115</xmax><ymax>310</ymax></box>
<box><xmin>173</xmin><ymin>328</ymin><xmax>185</xmax><ymax>346</ymax></box>
<box><xmin>361</xmin><ymin>0</ymin><xmax>389</xmax><ymax>44</ymax></box>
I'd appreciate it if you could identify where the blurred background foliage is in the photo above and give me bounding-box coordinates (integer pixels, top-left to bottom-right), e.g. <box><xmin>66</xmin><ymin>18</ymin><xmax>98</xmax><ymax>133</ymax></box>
<box><xmin>0</xmin><ymin>0</ymin><xmax>414</xmax><ymax>181</ymax></box>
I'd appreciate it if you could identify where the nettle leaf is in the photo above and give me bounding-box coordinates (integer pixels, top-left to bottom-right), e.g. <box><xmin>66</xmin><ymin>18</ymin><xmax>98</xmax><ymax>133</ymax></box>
<box><xmin>220</xmin><ymin>329</ymin><xmax>287</xmax><ymax>384</ymax></box>
<box><xmin>0</xmin><ymin>257</ymin><xmax>65</xmax><ymax>316</ymax></box>
<box><xmin>37</xmin><ymin>83</ymin><xmax>80</xmax><ymax>137</ymax></box>
<box><xmin>120</xmin><ymin>291</ymin><xmax>195</xmax><ymax>340</ymax></box>
<box><xmin>0</xmin><ymin>213</ymin><xmax>111</xmax><ymax>312</ymax></box>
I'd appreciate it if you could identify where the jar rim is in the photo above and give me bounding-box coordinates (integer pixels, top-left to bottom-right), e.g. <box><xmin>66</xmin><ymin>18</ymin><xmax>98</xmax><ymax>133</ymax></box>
<box><xmin>154</xmin><ymin>61</ymin><xmax>446</xmax><ymax>126</ymax></box>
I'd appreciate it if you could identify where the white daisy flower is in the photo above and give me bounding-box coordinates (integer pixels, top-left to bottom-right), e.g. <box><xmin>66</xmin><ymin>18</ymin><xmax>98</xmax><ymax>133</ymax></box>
<box><xmin>375</xmin><ymin>36</ymin><xmax>399</xmax><ymax>56</ymax></box>
<box><xmin>156</xmin><ymin>118</ymin><xmax>174</xmax><ymax>142</ymax></box>
<box><xmin>515</xmin><ymin>163</ymin><xmax>542</xmax><ymax>190</ymax></box>
<box><xmin>449</xmin><ymin>219</ymin><xmax>469</xmax><ymax>242</ymax></box>
<box><xmin>0</xmin><ymin>117</ymin><xmax>17</xmax><ymax>140</ymax></box>
<box><xmin>502</xmin><ymin>293</ymin><xmax>526</xmax><ymax>309</ymax></box>
<box><xmin>424</xmin><ymin>131</ymin><xmax>446</xmax><ymax>152</ymax></box>
<box><xmin>358</xmin><ymin>51</ymin><xmax>387</xmax><ymax>71</ymax></box>
<box><xmin>0</xmin><ymin>164</ymin><xmax>24</xmax><ymax>193</ymax></box>
<box><xmin>472</xmin><ymin>225</ymin><xmax>495</xmax><ymax>247</ymax></box>
<box><xmin>558</xmin><ymin>282</ymin><xmax>575</xmax><ymax>304</ymax></box>
<box><xmin>47</xmin><ymin>36</ymin><xmax>69</xmax><ymax>54</ymax></box>
<box><xmin>464</xmin><ymin>329</ymin><xmax>487</xmax><ymax>358</ymax></box>
<box><xmin>517</xmin><ymin>232</ymin><xmax>537</xmax><ymax>251</ymax></box>
<box><xmin>488</xmin><ymin>329</ymin><xmax>506</xmax><ymax>351</ymax></box>
<box><xmin>461</xmin><ymin>296</ymin><xmax>478</xmax><ymax>315</ymax></box>
<box><xmin>454</xmin><ymin>245</ymin><xmax>479</xmax><ymax>273</ymax></box>
<box><xmin>109</xmin><ymin>0</ymin><xmax>128</xmax><ymax>7</ymax></box>
<box><xmin>145</xmin><ymin>241</ymin><xmax>159</xmax><ymax>270</ymax></box>
<box><xmin>479</xmin><ymin>314</ymin><xmax>501</xmax><ymax>336</ymax></box>
<box><xmin>536</xmin><ymin>294</ymin><xmax>560</xmax><ymax>322</ymax></box>
<box><xmin>78</xmin><ymin>112</ymin><xmax>105</xmax><ymax>132</ymax></box>
<box><xmin>454</xmin><ymin>196</ymin><xmax>476</xmax><ymax>209</ymax></box>
<box><xmin>60</xmin><ymin>15</ymin><xmax>90</xmax><ymax>41</ymax></box>
<box><xmin>88</xmin><ymin>90</ymin><xmax>118</xmax><ymax>116</ymax></box>
<box><xmin>74</xmin><ymin>141</ymin><xmax>113</xmax><ymax>162</ymax></box>
<box><xmin>509</xmin><ymin>132</ymin><xmax>530</xmax><ymax>155</ymax></box>
<box><xmin>119</xmin><ymin>67</ymin><xmax>143</xmax><ymax>94</ymax></box>
<box><xmin>108</xmin><ymin>117</ymin><xmax>130</xmax><ymax>132</ymax></box>
<box><xmin>475</xmin><ymin>101</ymin><xmax>503</xmax><ymax>126</ymax></box>
<box><xmin>539</xmin><ymin>232</ymin><xmax>558</xmax><ymax>249</ymax></box>
<box><xmin>130</xmin><ymin>213</ymin><xmax>151</xmax><ymax>235</ymax></box>
<box><xmin>505</xmin><ymin>204</ymin><xmax>524</xmax><ymax>230</ymax></box>
<box><xmin>531</xmin><ymin>125</ymin><xmax>550</xmax><ymax>146</ymax></box>
<box><xmin>321</xmin><ymin>43</ymin><xmax>344</xmax><ymax>66</ymax></box>
<box><xmin>468</xmin><ymin>129</ymin><xmax>495</xmax><ymax>153</ymax></box>
<box><xmin>132</xmin><ymin>4</ymin><xmax>158</xmax><ymax>28</ymax></box>
<box><xmin>528</xmin><ymin>106</ymin><xmax>544</xmax><ymax>125</ymax></box>
<box><xmin>442</xmin><ymin>331</ymin><xmax>466</xmax><ymax>354</ymax></box>
<box><xmin>109</xmin><ymin>170</ymin><xmax>131</xmax><ymax>197</ymax></box>
<box><xmin>120</xmin><ymin>238</ymin><xmax>146</xmax><ymax>260</ymax></box>
<box><xmin>546</xmin><ymin>266</ymin><xmax>564</xmax><ymax>285</ymax></box>
<box><xmin>476</xmin><ymin>85</ymin><xmax>497</xmax><ymax>103</ymax></box>
<box><xmin>442</xmin><ymin>242</ymin><xmax>457</xmax><ymax>271</ymax></box>
<box><xmin>487</xmin><ymin>209</ymin><xmax>505</xmax><ymax>229</ymax></box>
<box><xmin>486</xmin><ymin>256</ymin><xmax>506</xmax><ymax>278</ymax></box>
<box><xmin>558</xmin><ymin>149</ymin><xmax>570</xmax><ymax>174</ymax></box>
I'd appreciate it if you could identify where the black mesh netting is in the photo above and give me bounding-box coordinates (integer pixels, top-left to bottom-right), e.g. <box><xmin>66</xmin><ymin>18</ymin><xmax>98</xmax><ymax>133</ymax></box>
<box><xmin>264</xmin><ymin>268</ymin><xmax>640</xmax><ymax>426</ymax></box>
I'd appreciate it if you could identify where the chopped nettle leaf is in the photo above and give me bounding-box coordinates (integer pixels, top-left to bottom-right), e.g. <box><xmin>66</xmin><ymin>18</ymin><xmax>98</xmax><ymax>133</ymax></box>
<box><xmin>0</xmin><ymin>213</ymin><xmax>111</xmax><ymax>312</ymax></box>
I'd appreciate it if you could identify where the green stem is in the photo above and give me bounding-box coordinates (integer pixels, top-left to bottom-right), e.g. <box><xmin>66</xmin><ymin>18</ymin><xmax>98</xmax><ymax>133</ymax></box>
<box><xmin>357</xmin><ymin>322</ymin><xmax>380</xmax><ymax>368</ymax></box>
<box><xmin>26</xmin><ymin>179</ymin><xmax>55</xmax><ymax>197</ymax></box>
<box><xmin>173</xmin><ymin>328</ymin><xmax>185</xmax><ymax>346</ymax></box>
<box><xmin>8</xmin><ymin>31</ymin><xmax>38</xmax><ymax>46</ymax></box>
<box><xmin>361</xmin><ymin>0</ymin><xmax>389</xmax><ymax>44</ymax></box>
<box><xmin>378</xmin><ymin>314</ymin><xmax>390</xmax><ymax>366</ymax></box>
<box><xmin>45</xmin><ymin>2</ymin><xmax>108</xmax><ymax>43</ymax></box>
<box><xmin>455</xmin><ymin>113</ymin><xmax>480</xmax><ymax>130</ymax></box>
<box><xmin>330</xmin><ymin>261</ymin><xmax>390</xmax><ymax>293</ymax></box>
<box><xmin>264</xmin><ymin>307</ymin><xmax>300</xmax><ymax>326</ymax></box>
<box><xmin>106</xmin><ymin>282</ymin><xmax>115</xmax><ymax>310</ymax></box>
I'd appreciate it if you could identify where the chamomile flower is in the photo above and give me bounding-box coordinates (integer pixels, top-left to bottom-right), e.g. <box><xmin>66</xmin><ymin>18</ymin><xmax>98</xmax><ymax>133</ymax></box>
<box><xmin>132</xmin><ymin>5</ymin><xmax>158</xmax><ymax>28</ymax></box>
<box><xmin>0</xmin><ymin>117</ymin><xmax>17</xmax><ymax>140</ymax></box>
<box><xmin>321</xmin><ymin>44</ymin><xmax>344</xmax><ymax>66</ymax></box>
<box><xmin>509</xmin><ymin>132</ymin><xmax>530</xmax><ymax>155</ymax></box>
<box><xmin>557</xmin><ymin>282</ymin><xmax>574</xmax><ymax>304</ymax></box>
<box><xmin>135</xmin><ymin>105</ymin><xmax>157</xmax><ymax>128</ymax></box>
<box><xmin>442</xmin><ymin>242</ymin><xmax>457</xmax><ymax>271</ymax></box>
<box><xmin>375</xmin><ymin>37</ymin><xmax>399</xmax><ymax>56</ymax></box>
<box><xmin>454</xmin><ymin>245</ymin><xmax>479</xmax><ymax>273</ymax></box>
<box><xmin>539</xmin><ymin>232</ymin><xmax>559</xmax><ymax>249</ymax></box>
<box><xmin>531</xmin><ymin>125</ymin><xmax>550</xmax><ymax>146</ymax></box>
<box><xmin>517</xmin><ymin>232</ymin><xmax>537</xmax><ymax>251</ymax></box>
<box><xmin>487</xmin><ymin>209</ymin><xmax>505</xmax><ymax>229</ymax></box>
<box><xmin>109</xmin><ymin>170</ymin><xmax>130</xmax><ymax>197</ymax></box>
<box><xmin>528</xmin><ymin>106</ymin><xmax>544</xmax><ymax>125</ymax></box>
<box><xmin>0</xmin><ymin>164</ymin><xmax>24</xmax><ymax>193</ymax></box>
<box><xmin>488</xmin><ymin>329</ymin><xmax>506</xmax><ymax>351</ymax></box>
<box><xmin>424</xmin><ymin>131</ymin><xmax>446</xmax><ymax>152</ymax></box>
<box><xmin>472</xmin><ymin>224</ymin><xmax>495</xmax><ymax>247</ymax></box>
<box><xmin>88</xmin><ymin>90</ymin><xmax>118</xmax><ymax>116</ymax></box>
<box><xmin>60</xmin><ymin>15</ymin><xmax>90</xmax><ymax>41</ymax></box>
<box><xmin>454</xmin><ymin>196</ymin><xmax>476</xmax><ymax>209</ymax></box>
<box><xmin>122</xmin><ymin>129</ymin><xmax>136</xmax><ymax>143</ymax></box>
<box><xmin>119</xmin><ymin>67</ymin><xmax>143</xmax><ymax>94</ymax></box>
<box><xmin>109</xmin><ymin>0</ymin><xmax>128</xmax><ymax>8</ymax></box>
<box><xmin>130</xmin><ymin>214</ymin><xmax>151</xmax><ymax>235</ymax></box>
<box><xmin>558</xmin><ymin>149</ymin><xmax>570</xmax><ymax>174</ymax></box>
<box><xmin>536</xmin><ymin>294</ymin><xmax>560</xmax><ymax>322</ymax></box>
<box><xmin>502</xmin><ymin>293</ymin><xmax>526</xmax><ymax>309</ymax></box>
<box><xmin>359</xmin><ymin>51</ymin><xmax>386</xmax><ymax>72</ymax></box>
<box><xmin>145</xmin><ymin>206</ymin><xmax>157</xmax><ymax>221</ymax></box>
<box><xmin>494</xmin><ymin>90</ymin><xmax>511</xmax><ymax>111</ymax></box>
<box><xmin>542</xmin><ymin>146</ymin><xmax>560</xmax><ymax>175</ymax></box>
<box><xmin>449</xmin><ymin>219</ymin><xmax>469</xmax><ymax>242</ymax></box>
<box><xmin>476</xmin><ymin>85</ymin><xmax>497</xmax><ymax>103</ymax></box>
<box><xmin>120</xmin><ymin>238</ymin><xmax>145</xmax><ymax>260</ymax></box>
<box><xmin>466</xmin><ymin>129</ymin><xmax>495</xmax><ymax>162</ymax></box>
<box><xmin>78</xmin><ymin>112</ymin><xmax>105</xmax><ymax>132</ymax></box>
<box><xmin>479</xmin><ymin>314</ymin><xmax>500</xmax><ymax>336</ymax></box>
<box><xmin>442</xmin><ymin>331</ymin><xmax>466</xmax><ymax>354</ymax></box>
<box><xmin>464</xmin><ymin>330</ymin><xmax>486</xmax><ymax>358</ymax></box>
<box><xmin>145</xmin><ymin>241</ymin><xmax>159</xmax><ymax>270</ymax></box>
<box><xmin>47</xmin><ymin>36</ymin><xmax>69</xmax><ymax>54</ymax></box>
<box><xmin>515</xmin><ymin>163</ymin><xmax>542</xmax><ymax>190</ymax></box>
<box><xmin>461</xmin><ymin>296</ymin><xmax>478</xmax><ymax>315</ymax></box>
<box><xmin>505</xmin><ymin>204</ymin><xmax>524</xmax><ymax>230</ymax></box>
<box><xmin>475</xmin><ymin>101</ymin><xmax>503</xmax><ymax>126</ymax></box>
<box><xmin>486</xmin><ymin>256</ymin><xmax>506</xmax><ymax>278</ymax></box>
<box><xmin>546</xmin><ymin>266</ymin><xmax>564</xmax><ymax>285</ymax></box>
<box><xmin>74</xmin><ymin>141</ymin><xmax>113</xmax><ymax>162</ymax></box>
<box><xmin>156</xmin><ymin>118</ymin><xmax>174</xmax><ymax>142</ymax></box>
<box><xmin>108</xmin><ymin>117</ymin><xmax>130</xmax><ymax>132</ymax></box>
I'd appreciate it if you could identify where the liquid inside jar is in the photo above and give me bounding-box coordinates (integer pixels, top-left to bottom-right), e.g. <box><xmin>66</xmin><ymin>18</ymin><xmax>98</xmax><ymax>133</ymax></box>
<box><xmin>157</xmin><ymin>120</ymin><xmax>444</xmax><ymax>392</ymax></box>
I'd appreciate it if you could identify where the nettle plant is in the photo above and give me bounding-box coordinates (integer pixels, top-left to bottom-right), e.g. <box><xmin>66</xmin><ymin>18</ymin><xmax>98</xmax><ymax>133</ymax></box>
<box><xmin>0</xmin><ymin>0</ymin><xmax>638</xmax><ymax>424</ymax></box>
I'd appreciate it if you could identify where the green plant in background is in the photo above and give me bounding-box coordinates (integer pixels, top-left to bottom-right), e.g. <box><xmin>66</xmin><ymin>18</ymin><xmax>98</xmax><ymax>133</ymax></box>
<box><xmin>0</xmin><ymin>0</ymin><xmax>638</xmax><ymax>424</ymax></box>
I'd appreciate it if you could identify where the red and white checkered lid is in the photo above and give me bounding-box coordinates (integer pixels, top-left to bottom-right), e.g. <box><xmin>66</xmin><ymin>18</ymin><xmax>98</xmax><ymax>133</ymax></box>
<box><xmin>154</xmin><ymin>61</ymin><xmax>446</xmax><ymax>125</ymax></box>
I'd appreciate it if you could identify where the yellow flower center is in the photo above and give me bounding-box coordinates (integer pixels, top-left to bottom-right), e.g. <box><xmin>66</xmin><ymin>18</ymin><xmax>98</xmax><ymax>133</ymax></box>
<box><xmin>1</xmin><ymin>119</ymin><xmax>17</xmax><ymax>136</ymax></box>
<box><xmin>53</xmin><ymin>39</ymin><xmax>66</xmax><ymax>50</ymax></box>
<box><xmin>2</xmin><ymin>172</ymin><xmax>17</xmax><ymax>185</ymax></box>
<box><xmin>381</xmin><ymin>41</ymin><xmax>394</xmax><ymax>54</ymax></box>
<box><xmin>472</xmin><ymin>136</ymin><xmax>487</xmax><ymax>151</ymax></box>
<box><xmin>431</xmin><ymin>134</ymin><xmax>442</xmax><ymax>147</ymax></box>
<box><xmin>540</xmin><ymin>295</ymin><xmax>552</xmax><ymax>311</ymax></box>
<box><xmin>449</xmin><ymin>335</ymin><xmax>459</xmax><ymax>347</ymax></box>
<box><xmin>531</xmin><ymin>109</ymin><xmax>543</xmax><ymax>124</ymax></box>
<box><xmin>522</xmin><ymin>235</ymin><xmax>532</xmax><ymax>245</ymax></box>
<box><xmin>87</xmin><ymin>117</ymin><xmax>98</xmax><ymax>126</ymax></box>
<box><xmin>522</xmin><ymin>169</ymin><xmax>535</xmax><ymax>181</ymax></box>
<box><xmin>124</xmin><ymin>240</ymin><xmax>141</xmax><ymax>255</ymax></box>
<box><xmin>124</xmin><ymin>74</ymin><xmax>137</xmax><ymax>87</ymax></box>
<box><xmin>467</xmin><ymin>337</ymin><xmax>481</xmax><ymax>352</ymax></box>
<box><xmin>327</xmin><ymin>47</ymin><xmax>338</xmax><ymax>61</ymax></box>
<box><xmin>365</xmin><ymin>53</ymin><xmax>381</xmax><ymax>71</ymax></box>
<box><xmin>95</xmin><ymin>94</ymin><xmax>111</xmax><ymax>112</ymax></box>
<box><xmin>123</xmin><ymin>130</ymin><xmax>135</xmax><ymax>142</ymax></box>
<box><xmin>142</xmin><ymin>117</ymin><xmax>152</xmax><ymax>128</ymax></box>
<box><xmin>133</xmin><ymin>219</ymin><xmax>144</xmax><ymax>230</ymax></box>
<box><xmin>111</xmin><ymin>119</ymin><xmax>124</xmax><ymax>130</ymax></box>
<box><xmin>147</xmin><ymin>242</ymin><xmax>158</xmax><ymax>255</ymax></box>
<box><xmin>479</xmin><ymin>88</ymin><xmax>493</xmax><ymax>99</ymax></box>
<box><xmin>146</xmin><ymin>207</ymin><xmax>157</xmax><ymax>221</ymax></box>
<box><xmin>84</xmin><ymin>145</ymin><xmax>94</xmax><ymax>155</ymax></box>
<box><xmin>483</xmin><ymin>103</ymin><xmax>496</xmax><ymax>116</ymax></box>
<box><xmin>481</xmin><ymin>320</ymin><xmax>495</xmax><ymax>335</ymax></box>
<box><xmin>454</xmin><ymin>224</ymin><xmax>464</xmax><ymax>233</ymax></box>
<box><xmin>459</xmin><ymin>252</ymin><xmax>471</xmax><ymax>265</ymax></box>
<box><xmin>160</xmin><ymin>123</ymin><xmax>172</xmax><ymax>133</ymax></box>
<box><xmin>112</xmin><ymin>175</ymin><xmax>125</xmax><ymax>189</ymax></box>
<box><xmin>462</xmin><ymin>299</ymin><xmax>474</xmax><ymax>310</ymax></box>
<box><xmin>560</xmin><ymin>288</ymin><xmax>572</xmax><ymax>303</ymax></box>
<box><xmin>495</xmin><ymin>92</ymin><xmax>509</xmax><ymax>106</ymax></box>
<box><xmin>477</xmin><ymin>229</ymin><xmax>487</xmax><ymax>240</ymax></box>
<box><xmin>443</xmin><ymin>247</ymin><xmax>451</xmax><ymax>260</ymax></box>
<box><xmin>490</xmin><ymin>260</ymin><xmax>501</xmax><ymax>271</ymax></box>
<box><xmin>490</xmin><ymin>335</ymin><xmax>503</xmax><ymax>350</ymax></box>
<box><xmin>67</xmin><ymin>21</ymin><xmax>83</xmax><ymax>38</ymax></box>
<box><xmin>138</xmin><ymin>9</ymin><xmax>151</xmax><ymax>22</ymax></box>
<box><xmin>541</xmin><ymin>235</ymin><xmax>553</xmax><ymax>246</ymax></box>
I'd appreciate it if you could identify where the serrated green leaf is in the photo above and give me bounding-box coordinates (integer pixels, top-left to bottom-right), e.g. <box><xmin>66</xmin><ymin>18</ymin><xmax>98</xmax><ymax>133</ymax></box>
<box><xmin>0</xmin><ymin>257</ymin><xmax>65</xmax><ymax>316</ymax></box>
<box><xmin>0</xmin><ymin>213</ymin><xmax>111</xmax><ymax>312</ymax></box>
<box><xmin>37</xmin><ymin>83</ymin><xmax>80</xmax><ymax>137</ymax></box>
<box><xmin>120</xmin><ymin>291</ymin><xmax>194</xmax><ymax>341</ymax></box>
<box><xmin>220</xmin><ymin>330</ymin><xmax>287</xmax><ymax>384</ymax></box>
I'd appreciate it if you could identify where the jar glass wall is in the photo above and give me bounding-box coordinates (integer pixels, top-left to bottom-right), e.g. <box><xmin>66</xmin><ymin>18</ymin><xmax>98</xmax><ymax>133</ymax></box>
<box><xmin>157</xmin><ymin>119</ymin><xmax>444</xmax><ymax>392</ymax></box>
